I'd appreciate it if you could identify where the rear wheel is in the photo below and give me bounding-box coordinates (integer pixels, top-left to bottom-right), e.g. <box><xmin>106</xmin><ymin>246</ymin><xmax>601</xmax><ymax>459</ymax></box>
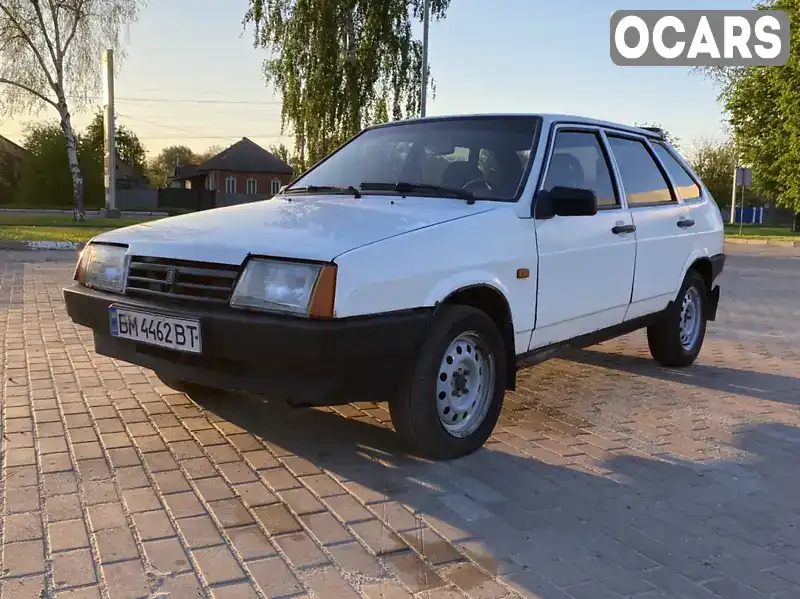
<box><xmin>389</xmin><ymin>305</ymin><xmax>507</xmax><ymax>460</ymax></box>
<box><xmin>647</xmin><ymin>270</ymin><xmax>708</xmax><ymax>367</ymax></box>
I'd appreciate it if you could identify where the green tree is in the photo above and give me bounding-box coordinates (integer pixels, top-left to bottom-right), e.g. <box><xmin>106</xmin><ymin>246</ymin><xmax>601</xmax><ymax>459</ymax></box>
<box><xmin>84</xmin><ymin>110</ymin><xmax>147</xmax><ymax>171</ymax></box>
<box><xmin>0</xmin><ymin>149</ymin><xmax>20</xmax><ymax>204</ymax></box>
<box><xmin>147</xmin><ymin>145</ymin><xmax>198</xmax><ymax>188</ymax></box>
<box><xmin>269</xmin><ymin>142</ymin><xmax>304</xmax><ymax>175</ymax></box>
<box><xmin>0</xmin><ymin>0</ymin><xmax>140</xmax><ymax>219</ymax></box>
<box><xmin>245</xmin><ymin>0</ymin><xmax>451</xmax><ymax>167</ymax></box>
<box><xmin>196</xmin><ymin>145</ymin><xmax>224</xmax><ymax>164</ymax></box>
<box><xmin>687</xmin><ymin>139</ymin><xmax>737</xmax><ymax>207</ymax></box>
<box><xmin>695</xmin><ymin>0</ymin><xmax>800</xmax><ymax>212</ymax></box>
<box><xmin>16</xmin><ymin>121</ymin><xmax>104</xmax><ymax>208</ymax></box>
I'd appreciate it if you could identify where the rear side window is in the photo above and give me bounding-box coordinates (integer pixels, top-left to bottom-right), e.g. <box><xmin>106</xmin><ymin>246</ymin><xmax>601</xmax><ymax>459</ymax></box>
<box><xmin>607</xmin><ymin>136</ymin><xmax>675</xmax><ymax>206</ymax></box>
<box><xmin>652</xmin><ymin>144</ymin><xmax>702</xmax><ymax>201</ymax></box>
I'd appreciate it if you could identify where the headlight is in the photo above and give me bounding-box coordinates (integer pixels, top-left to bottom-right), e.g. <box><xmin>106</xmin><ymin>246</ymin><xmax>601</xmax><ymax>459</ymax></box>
<box><xmin>75</xmin><ymin>243</ymin><xmax>128</xmax><ymax>293</ymax></box>
<box><xmin>230</xmin><ymin>259</ymin><xmax>337</xmax><ymax>317</ymax></box>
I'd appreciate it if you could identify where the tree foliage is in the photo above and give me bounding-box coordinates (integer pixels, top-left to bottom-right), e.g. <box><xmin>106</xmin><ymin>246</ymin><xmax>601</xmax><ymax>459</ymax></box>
<box><xmin>687</xmin><ymin>139</ymin><xmax>737</xmax><ymax>207</ymax></box>
<box><xmin>245</xmin><ymin>0</ymin><xmax>450</xmax><ymax>167</ymax></box>
<box><xmin>696</xmin><ymin>0</ymin><xmax>800</xmax><ymax>212</ymax></box>
<box><xmin>0</xmin><ymin>146</ymin><xmax>21</xmax><ymax>203</ymax></box>
<box><xmin>15</xmin><ymin>121</ymin><xmax>99</xmax><ymax>208</ymax></box>
<box><xmin>85</xmin><ymin>110</ymin><xmax>147</xmax><ymax>170</ymax></box>
<box><xmin>0</xmin><ymin>0</ymin><xmax>140</xmax><ymax>218</ymax></box>
<box><xmin>269</xmin><ymin>142</ymin><xmax>305</xmax><ymax>176</ymax></box>
<box><xmin>146</xmin><ymin>145</ymin><xmax>198</xmax><ymax>188</ymax></box>
<box><xmin>15</xmin><ymin>116</ymin><xmax>146</xmax><ymax>208</ymax></box>
<box><xmin>196</xmin><ymin>145</ymin><xmax>224</xmax><ymax>164</ymax></box>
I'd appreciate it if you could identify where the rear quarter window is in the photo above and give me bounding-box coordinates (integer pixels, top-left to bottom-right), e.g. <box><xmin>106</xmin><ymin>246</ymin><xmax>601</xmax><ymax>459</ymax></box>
<box><xmin>652</xmin><ymin>144</ymin><xmax>702</xmax><ymax>202</ymax></box>
<box><xmin>607</xmin><ymin>136</ymin><xmax>674</xmax><ymax>206</ymax></box>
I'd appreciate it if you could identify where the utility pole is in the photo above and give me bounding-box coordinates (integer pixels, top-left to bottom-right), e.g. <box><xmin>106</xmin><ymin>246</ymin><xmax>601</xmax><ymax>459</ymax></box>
<box><xmin>420</xmin><ymin>0</ymin><xmax>430</xmax><ymax>118</ymax></box>
<box><xmin>102</xmin><ymin>49</ymin><xmax>118</xmax><ymax>217</ymax></box>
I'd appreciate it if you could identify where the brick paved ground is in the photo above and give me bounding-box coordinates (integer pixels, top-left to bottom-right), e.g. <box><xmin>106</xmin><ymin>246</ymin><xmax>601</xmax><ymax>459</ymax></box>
<box><xmin>1</xmin><ymin>244</ymin><xmax>799</xmax><ymax>599</ymax></box>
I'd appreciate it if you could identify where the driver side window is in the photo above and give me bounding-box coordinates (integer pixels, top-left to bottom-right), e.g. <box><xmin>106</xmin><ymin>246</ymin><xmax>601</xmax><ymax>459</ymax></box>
<box><xmin>543</xmin><ymin>131</ymin><xmax>619</xmax><ymax>209</ymax></box>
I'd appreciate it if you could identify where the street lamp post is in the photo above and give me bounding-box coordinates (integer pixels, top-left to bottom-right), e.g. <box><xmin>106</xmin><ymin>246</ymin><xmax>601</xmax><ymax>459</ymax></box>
<box><xmin>420</xmin><ymin>0</ymin><xmax>430</xmax><ymax>117</ymax></box>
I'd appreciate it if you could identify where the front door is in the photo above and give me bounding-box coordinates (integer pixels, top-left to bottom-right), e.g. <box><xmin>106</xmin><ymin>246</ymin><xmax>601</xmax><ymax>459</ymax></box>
<box><xmin>530</xmin><ymin>127</ymin><xmax>637</xmax><ymax>350</ymax></box>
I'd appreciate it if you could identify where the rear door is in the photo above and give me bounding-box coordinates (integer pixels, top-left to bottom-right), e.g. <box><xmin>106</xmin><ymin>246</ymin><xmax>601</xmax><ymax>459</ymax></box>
<box><xmin>530</xmin><ymin>126</ymin><xmax>637</xmax><ymax>349</ymax></box>
<box><xmin>651</xmin><ymin>142</ymin><xmax>723</xmax><ymax>256</ymax></box>
<box><xmin>605</xmin><ymin>133</ymin><xmax>696</xmax><ymax>321</ymax></box>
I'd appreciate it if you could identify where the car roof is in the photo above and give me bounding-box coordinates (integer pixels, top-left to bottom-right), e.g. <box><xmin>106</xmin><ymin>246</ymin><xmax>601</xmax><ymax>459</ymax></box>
<box><xmin>365</xmin><ymin>113</ymin><xmax>664</xmax><ymax>142</ymax></box>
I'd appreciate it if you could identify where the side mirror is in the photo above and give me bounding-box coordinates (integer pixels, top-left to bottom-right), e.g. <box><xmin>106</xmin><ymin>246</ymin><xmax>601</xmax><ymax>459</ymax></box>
<box><xmin>549</xmin><ymin>186</ymin><xmax>598</xmax><ymax>217</ymax></box>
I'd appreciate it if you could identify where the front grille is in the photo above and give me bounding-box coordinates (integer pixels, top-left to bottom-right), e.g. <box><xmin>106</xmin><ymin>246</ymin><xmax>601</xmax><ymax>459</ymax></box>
<box><xmin>125</xmin><ymin>256</ymin><xmax>239</xmax><ymax>306</ymax></box>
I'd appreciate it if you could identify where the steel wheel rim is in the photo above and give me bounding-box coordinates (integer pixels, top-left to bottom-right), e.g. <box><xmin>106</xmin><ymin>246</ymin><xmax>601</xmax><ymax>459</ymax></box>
<box><xmin>436</xmin><ymin>331</ymin><xmax>495</xmax><ymax>438</ymax></box>
<box><xmin>680</xmin><ymin>286</ymin><xmax>702</xmax><ymax>351</ymax></box>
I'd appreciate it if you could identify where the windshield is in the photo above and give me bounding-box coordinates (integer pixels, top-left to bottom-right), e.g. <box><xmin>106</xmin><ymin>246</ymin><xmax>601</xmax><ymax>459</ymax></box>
<box><xmin>288</xmin><ymin>116</ymin><xmax>541</xmax><ymax>202</ymax></box>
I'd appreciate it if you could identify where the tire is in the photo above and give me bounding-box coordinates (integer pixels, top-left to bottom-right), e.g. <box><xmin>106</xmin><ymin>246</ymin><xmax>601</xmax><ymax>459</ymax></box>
<box><xmin>647</xmin><ymin>269</ymin><xmax>708</xmax><ymax>368</ymax></box>
<box><xmin>389</xmin><ymin>305</ymin><xmax>507</xmax><ymax>460</ymax></box>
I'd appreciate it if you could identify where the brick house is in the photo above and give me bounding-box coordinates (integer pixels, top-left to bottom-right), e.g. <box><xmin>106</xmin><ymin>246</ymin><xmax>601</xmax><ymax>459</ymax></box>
<box><xmin>171</xmin><ymin>138</ymin><xmax>293</xmax><ymax>198</ymax></box>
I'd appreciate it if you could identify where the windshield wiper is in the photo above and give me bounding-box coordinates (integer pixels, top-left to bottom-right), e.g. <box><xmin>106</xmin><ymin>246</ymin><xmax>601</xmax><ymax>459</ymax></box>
<box><xmin>359</xmin><ymin>181</ymin><xmax>475</xmax><ymax>205</ymax></box>
<box><xmin>283</xmin><ymin>185</ymin><xmax>361</xmax><ymax>198</ymax></box>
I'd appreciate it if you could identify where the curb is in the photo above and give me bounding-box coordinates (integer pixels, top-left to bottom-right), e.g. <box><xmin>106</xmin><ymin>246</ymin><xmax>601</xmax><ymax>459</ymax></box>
<box><xmin>0</xmin><ymin>240</ymin><xmax>85</xmax><ymax>251</ymax></box>
<box><xmin>725</xmin><ymin>237</ymin><xmax>800</xmax><ymax>248</ymax></box>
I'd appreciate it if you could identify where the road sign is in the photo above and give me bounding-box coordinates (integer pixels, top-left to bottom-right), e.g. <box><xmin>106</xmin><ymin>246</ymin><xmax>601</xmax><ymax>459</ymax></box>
<box><xmin>735</xmin><ymin>166</ymin><xmax>752</xmax><ymax>187</ymax></box>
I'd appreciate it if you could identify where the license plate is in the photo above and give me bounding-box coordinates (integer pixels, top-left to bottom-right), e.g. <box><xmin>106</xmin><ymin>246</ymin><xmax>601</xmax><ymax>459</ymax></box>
<box><xmin>109</xmin><ymin>306</ymin><xmax>202</xmax><ymax>354</ymax></box>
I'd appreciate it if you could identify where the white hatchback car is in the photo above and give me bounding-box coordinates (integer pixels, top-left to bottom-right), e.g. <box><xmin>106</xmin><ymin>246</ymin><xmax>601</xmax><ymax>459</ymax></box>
<box><xmin>65</xmin><ymin>114</ymin><xmax>725</xmax><ymax>459</ymax></box>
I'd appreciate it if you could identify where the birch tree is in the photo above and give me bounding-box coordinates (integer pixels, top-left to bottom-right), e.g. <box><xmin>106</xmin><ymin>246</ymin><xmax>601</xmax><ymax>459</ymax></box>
<box><xmin>245</xmin><ymin>0</ymin><xmax>451</xmax><ymax>167</ymax></box>
<box><xmin>0</xmin><ymin>0</ymin><xmax>140</xmax><ymax>219</ymax></box>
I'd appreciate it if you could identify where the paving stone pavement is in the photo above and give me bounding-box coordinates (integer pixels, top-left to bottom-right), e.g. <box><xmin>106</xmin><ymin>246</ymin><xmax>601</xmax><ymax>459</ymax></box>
<box><xmin>1</xmin><ymin>244</ymin><xmax>799</xmax><ymax>599</ymax></box>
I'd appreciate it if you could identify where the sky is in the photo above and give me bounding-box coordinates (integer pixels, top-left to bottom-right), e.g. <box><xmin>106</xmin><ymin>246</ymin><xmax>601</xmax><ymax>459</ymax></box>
<box><xmin>0</xmin><ymin>0</ymin><xmax>755</xmax><ymax>159</ymax></box>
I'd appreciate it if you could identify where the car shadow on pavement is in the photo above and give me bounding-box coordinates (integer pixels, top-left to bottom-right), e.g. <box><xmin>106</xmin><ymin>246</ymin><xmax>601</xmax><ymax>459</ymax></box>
<box><xmin>190</xmin><ymin>389</ymin><xmax>800</xmax><ymax>598</ymax></box>
<box><xmin>564</xmin><ymin>347</ymin><xmax>800</xmax><ymax>405</ymax></box>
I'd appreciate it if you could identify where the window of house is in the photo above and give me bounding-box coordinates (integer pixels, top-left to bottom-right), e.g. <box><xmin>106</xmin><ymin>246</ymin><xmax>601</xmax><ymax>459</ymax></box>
<box><xmin>543</xmin><ymin>130</ymin><xmax>619</xmax><ymax>208</ymax></box>
<box><xmin>246</xmin><ymin>178</ymin><xmax>257</xmax><ymax>195</ymax></box>
<box><xmin>606</xmin><ymin>136</ymin><xmax>675</xmax><ymax>206</ymax></box>
<box><xmin>206</xmin><ymin>173</ymin><xmax>215</xmax><ymax>191</ymax></box>
<box><xmin>226</xmin><ymin>176</ymin><xmax>236</xmax><ymax>194</ymax></box>
<box><xmin>271</xmin><ymin>179</ymin><xmax>281</xmax><ymax>195</ymax></box>
<box><xmin>652</xmin><ymin>143</ymin><xmax>702</xmax><ymax>201</ymax></box>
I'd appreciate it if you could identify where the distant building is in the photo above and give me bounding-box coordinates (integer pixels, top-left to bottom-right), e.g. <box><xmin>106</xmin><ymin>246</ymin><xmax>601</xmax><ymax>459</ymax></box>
<box><xmin>169</xmin><ymin>138</ymin><xmax>293</xmax><ymax>197</ymax></box>
<box><xmin>116</xmin><ymin>159</ymin><xmax>150</xmax><ymax>190</ymax></box>
<box><xmin>0</xmin><ymin>134</ymin><xmax>27</xmax><ymax>203</ymax></box>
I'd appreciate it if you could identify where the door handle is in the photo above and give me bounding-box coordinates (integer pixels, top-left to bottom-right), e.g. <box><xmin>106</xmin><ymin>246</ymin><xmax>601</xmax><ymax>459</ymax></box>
<box><xmin>612</xmin><ymin>224</ymin><xmax>636</xmax><ymax>234</ymax></box>
<box><xmin>677</xmin><ymin>218</ymin><xmax>695</xmax><ymax>228</ymax></box>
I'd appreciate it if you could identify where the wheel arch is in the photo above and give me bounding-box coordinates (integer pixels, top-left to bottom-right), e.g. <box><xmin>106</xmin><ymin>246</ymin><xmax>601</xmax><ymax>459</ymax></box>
<box><xmin>437</xmin><ymin>284</ymin><xmax>517</xmax><ymax>391</ymax></box>
<box><xmin>688</xmin><ymin>257</ymin><xmax>713</xmax><ymax>291</ymax></box>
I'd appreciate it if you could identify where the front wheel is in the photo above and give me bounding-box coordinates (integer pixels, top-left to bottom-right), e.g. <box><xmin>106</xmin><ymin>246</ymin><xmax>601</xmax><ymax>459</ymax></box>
<box><xmin>389</xmin><ymin>305</ymin><xmax>507</xmax><ymax>460</ymax></box>
<box><xmin>647</xmin><ymin>270</ymin><xmax>708</xmax><ymax>367</ymax></box>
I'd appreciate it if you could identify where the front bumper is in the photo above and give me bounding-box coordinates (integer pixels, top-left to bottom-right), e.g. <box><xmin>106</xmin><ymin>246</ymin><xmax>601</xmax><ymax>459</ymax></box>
<box><xmin>63</xmin><ymin>284</ymin><xmax>432</xmax><ymax>404</ymax></box>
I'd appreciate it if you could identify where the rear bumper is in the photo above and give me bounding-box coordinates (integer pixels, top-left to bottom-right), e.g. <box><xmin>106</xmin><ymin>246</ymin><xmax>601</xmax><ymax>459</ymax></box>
<box><xmin>63</xmin><ymin>284</ymin><xmax>432</xmax><ymax>404</ymax></box>
<box><xmin>710</xmin><ymin>253</ymin><xmax>726</xmax><ymax>281</ymax></box>
<box><xmin>707</xmin><ymin>253</ymin><xmax>725</xmax><ymax>322</ymax></box>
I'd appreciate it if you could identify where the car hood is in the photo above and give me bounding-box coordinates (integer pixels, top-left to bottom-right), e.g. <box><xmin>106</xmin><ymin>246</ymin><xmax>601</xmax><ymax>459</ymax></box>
<box><xmin>93</xmin><ymin>195</ymin><xmax>497</xmax><ymax>264</ymax></box>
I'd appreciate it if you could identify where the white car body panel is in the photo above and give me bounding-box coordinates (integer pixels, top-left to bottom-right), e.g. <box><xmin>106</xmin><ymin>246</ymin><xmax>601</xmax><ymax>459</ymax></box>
<box><xmin>333</xmin><ymin>207</ymin><xmax>538</xmax><ymax>354</ymax></box>
<box><xmin>92</xmin><ymin>195</ymin><xmax>496</xmax><ymax>264</ymax></box>
<box><xmin>530</xmin><ymin>209</ymin><xmax>636</xmax><ymax>349</ymax></box>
